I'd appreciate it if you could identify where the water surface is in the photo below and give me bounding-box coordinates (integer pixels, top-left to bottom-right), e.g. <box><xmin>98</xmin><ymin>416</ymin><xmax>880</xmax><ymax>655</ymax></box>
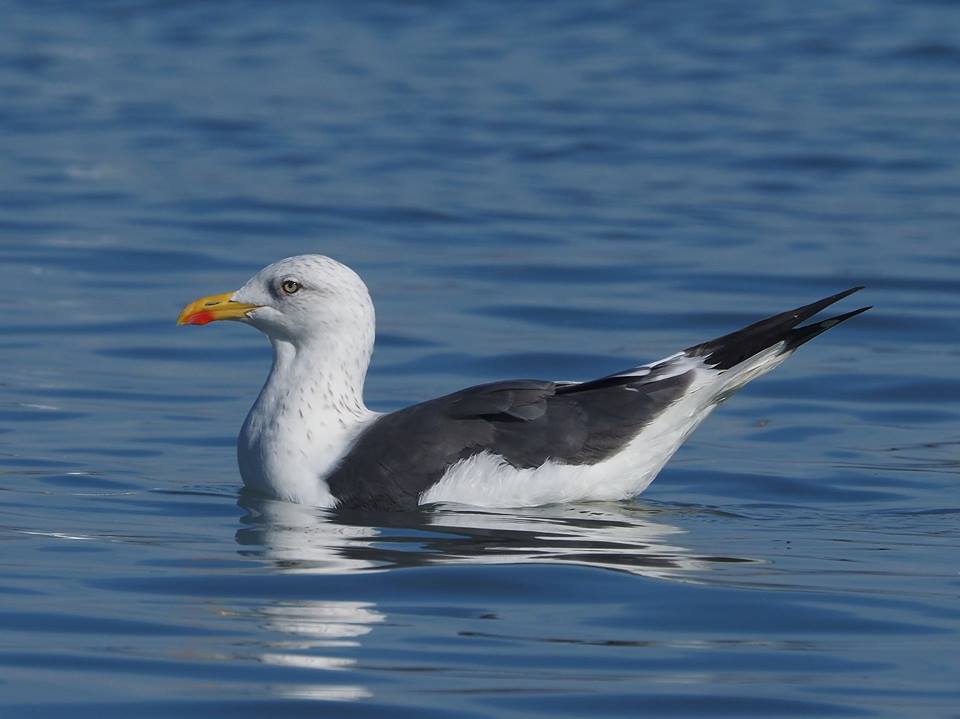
<box><xmin>1</xmin><ymin>2</ymin><xmax>958</xmax><ymax>717</ymax></box>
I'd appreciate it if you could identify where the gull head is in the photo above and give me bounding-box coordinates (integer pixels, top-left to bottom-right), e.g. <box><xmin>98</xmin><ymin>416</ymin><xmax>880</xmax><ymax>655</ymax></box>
<box><xmin>177</xmin><ymin>255</ymin><xmax>374</xmax><ymax>345</ymax></box>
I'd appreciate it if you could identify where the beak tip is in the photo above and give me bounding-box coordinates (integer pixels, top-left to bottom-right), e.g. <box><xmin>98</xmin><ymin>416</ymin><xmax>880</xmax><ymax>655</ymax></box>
<box><xmin>177</xmin><ymin>291</ymin><xmax>255</xmax><ymax>326</ymax></box>
<box><xmin>178</xmin><ymin>311</ymin><xmax>215</xmax><ymax>326</ymax></box>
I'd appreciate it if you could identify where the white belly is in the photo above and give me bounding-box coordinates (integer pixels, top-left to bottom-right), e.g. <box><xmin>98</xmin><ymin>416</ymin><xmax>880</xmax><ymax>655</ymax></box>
<box><xmin>419</xmin><ymin>402</ymin><xmax>716</xmax><ymax>509</ymax></box>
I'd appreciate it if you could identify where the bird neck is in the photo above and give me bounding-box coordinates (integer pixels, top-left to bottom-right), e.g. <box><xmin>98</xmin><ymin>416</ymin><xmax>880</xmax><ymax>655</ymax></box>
<box><xmin>237</xmin><ymin>329</ymin><xmax>375</xmax><ymax>506</ymax></box>
<box><xmin>263</xmin><ymin>329</ymin><xmax>373</xmax><ymax>420</ymax></box>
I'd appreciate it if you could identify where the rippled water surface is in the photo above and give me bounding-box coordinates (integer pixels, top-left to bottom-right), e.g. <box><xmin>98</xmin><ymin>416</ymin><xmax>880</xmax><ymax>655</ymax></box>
<box><xmin>2</xmin><ymin>2</ymin><xmax>959</xmax><ymax>717</ymax></box>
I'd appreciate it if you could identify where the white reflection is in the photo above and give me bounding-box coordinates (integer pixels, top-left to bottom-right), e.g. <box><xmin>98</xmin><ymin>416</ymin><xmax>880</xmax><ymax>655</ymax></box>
<box><xmin>276</xmin><ymin>685</ymin><xmax>372</xmax><ymax>701</ymax></box>
<box><xmin>237</xmin><ymin>498</ymin><xmax>383</xmax><ymax>573</ymax></box>
<box><xmin>249</xmin><ymin>598</ymin><xmax>385</xmax><ymax>703</ymax></box>
<box><xmin>260</xmin><ymin>652</ymin><xmax>355</xmax><ymax>670</ymax></box>
<box><xmin>259</xmin><ymin>601</ymin><xmax>385</xmax><ymax>644</ymax></box>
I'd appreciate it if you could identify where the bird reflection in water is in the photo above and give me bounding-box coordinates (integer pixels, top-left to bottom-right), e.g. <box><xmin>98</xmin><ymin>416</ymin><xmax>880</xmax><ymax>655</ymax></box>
<box><xmin>254</xmin><ymin>599</ymin><xmax>380</xmax><ymax>702</ymax></box>
<box><xmin>233</xmin><ymin>495</ymin><xmax>752</xmax><ymax>703</ymax></box>
<box><xmin>237</xmin><ymin>493</ymin><xmax>724</xmax><ymax>577</ymax></box>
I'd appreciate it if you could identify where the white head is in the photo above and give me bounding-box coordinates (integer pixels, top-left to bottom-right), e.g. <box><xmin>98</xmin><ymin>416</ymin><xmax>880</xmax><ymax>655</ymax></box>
<box><xmin>177</xmin><ymin>254</ymin><xmax>375</xmax><ymax>349</ymax></box>
<box><xmin>179</xmin><ymin>256</ymin><xmax>376</xmax><ymax>505</ymax></box>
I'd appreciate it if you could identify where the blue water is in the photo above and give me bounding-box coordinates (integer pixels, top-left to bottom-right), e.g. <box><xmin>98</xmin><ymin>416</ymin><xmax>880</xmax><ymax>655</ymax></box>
<box><xmin>2</xmin><ymin>1</ymin><xmax>959</xmax><ymax>716</ymax></box>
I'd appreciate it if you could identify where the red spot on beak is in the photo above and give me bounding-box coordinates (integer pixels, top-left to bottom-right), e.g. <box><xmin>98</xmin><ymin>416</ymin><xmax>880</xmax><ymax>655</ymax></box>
<box><xmin>186</xmin><ymin>311</ymin><xmax>216</xmax><ymax>325</ymax></box>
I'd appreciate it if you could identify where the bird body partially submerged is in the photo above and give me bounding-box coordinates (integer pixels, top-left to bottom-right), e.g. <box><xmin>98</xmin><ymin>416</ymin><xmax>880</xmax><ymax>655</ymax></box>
<box><xmin>178</xmin><ymin>255</ymin><xmax>869</xmax><ymax>511</ymax></box>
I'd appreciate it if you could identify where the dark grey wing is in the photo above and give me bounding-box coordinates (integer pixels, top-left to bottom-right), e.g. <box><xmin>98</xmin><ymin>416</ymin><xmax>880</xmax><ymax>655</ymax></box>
<box><xmin>327</xmin><ymin>381</ymin><xmax>559</xmax><ymax>510</ymax></box>
<box><xmin>327</xmin><ymin>374</ymin><xmax>693</xmax><ymax>510</ymax></box>
<box><xmin>445</xmin><ymin>380</ymin><xmax>554</xmax><ymax>421</ymax></box>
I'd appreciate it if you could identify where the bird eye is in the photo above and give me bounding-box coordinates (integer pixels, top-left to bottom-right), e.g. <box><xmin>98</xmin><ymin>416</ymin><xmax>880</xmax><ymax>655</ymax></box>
<box><xmin>281</xmin><ymin>279</ymin><xmax>302</xmax><ymax>295</ymax></box>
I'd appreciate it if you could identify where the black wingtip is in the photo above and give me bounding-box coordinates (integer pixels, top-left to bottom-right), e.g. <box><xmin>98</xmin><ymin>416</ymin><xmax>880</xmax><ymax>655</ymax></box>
<box><xmin>784</xmin><ymin>305</ymin><xmax>871</xmax><ymax>351</ymax></box>
<box><xmin>789</xmin><ymin>286</ymin><xmax>864</xmax><ymax>319</ymax></box>
<box><xmin>687</xmin><ymin>287</ymin><xmax>869</xmax><ymax>369</ymax></box>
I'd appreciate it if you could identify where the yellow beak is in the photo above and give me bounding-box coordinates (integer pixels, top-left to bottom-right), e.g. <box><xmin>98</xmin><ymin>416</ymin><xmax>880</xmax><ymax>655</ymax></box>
<box><xmin>177</xmin><ymin>291</ymin><xmax>261</xmax><ymax>326</ymax></box>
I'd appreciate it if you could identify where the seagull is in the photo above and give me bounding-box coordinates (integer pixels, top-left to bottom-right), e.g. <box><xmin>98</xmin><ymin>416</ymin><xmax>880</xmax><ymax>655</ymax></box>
<box><xmin>177</xmin><ymin>255</ymin><xmax>868</xmax><ymax>511</ymax></box>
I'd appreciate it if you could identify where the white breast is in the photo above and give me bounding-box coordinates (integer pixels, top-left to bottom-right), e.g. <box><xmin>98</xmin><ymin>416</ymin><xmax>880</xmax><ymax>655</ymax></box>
<box><xmin>238</xmin><ymin>386</ymin><xmax>378</xmax><ymax>507</ymax></box>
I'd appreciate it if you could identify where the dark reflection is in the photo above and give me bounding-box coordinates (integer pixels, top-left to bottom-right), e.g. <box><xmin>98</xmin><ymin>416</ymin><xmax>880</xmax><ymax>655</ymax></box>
<box><xmin>236</xmin><ymin>492</ymin><xmax>752</xmax><ymax>578</ymax></box>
